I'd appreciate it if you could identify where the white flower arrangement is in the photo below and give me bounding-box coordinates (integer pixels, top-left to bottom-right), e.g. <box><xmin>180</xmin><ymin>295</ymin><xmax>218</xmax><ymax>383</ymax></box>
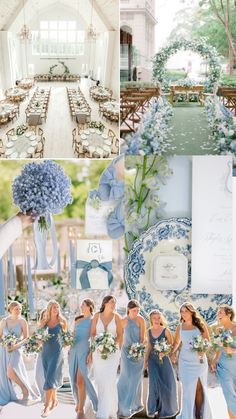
<box><xmin>61</xmin><ymin>331</ymin><xmax>75</xmax><ymax>347</ymax></box>
<box><xmin>90</xmin><ymin>331</ymin><xmax>118</xmax><ymax>360</ymax></box>
<box><xmin>153</xmin><ymin>337</ymin><xmax>172</xmax><ymax>364</ymax></box>
<box><xmin>205</xmin><ymin>97</ymin><xmax>236</xmax><ymax>155</ymax></box>
<box><xmin>189</xmin><ymin>335</ymin><xmax>211</xmax><ymax>363</ymax></box>
<box><xmin>211</xmin><ymin>328</ymin><xmax>236</xmax><ymax>358</ymax></box>
<box><xmin>125</xmin><ymin>99</ymin><xmax>173</xmax><ymax>155</ymax></box>
<box><xmin>89</xmin><ymin>121</ymin><xmax>105</xmax><ymax>132</ymax></box>
<box><xmin>0</xmin><ymin>332</ymin><xmax>20</xmax><ymax>352</ymax></box>
<box><xmin>15</xmin><ymin>124</ymin><xmax>28</xmax><ymax>136</ymax></box>
<box><xmin>127</xmin><ymin>342</ymin><xmax>146</xmax><ymax>362</ymax></box>
<box><xmin>153</xmin><ymin>38</ymin><xmax>221</xmax><ymax>92</ymax></box>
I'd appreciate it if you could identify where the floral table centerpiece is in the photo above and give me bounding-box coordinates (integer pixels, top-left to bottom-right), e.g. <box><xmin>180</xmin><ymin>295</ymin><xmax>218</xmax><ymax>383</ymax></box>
<box><xmin>16</xmin><ymin>124</ymin><xmax>28</xmax><ymax>136</ymax></box>
<box><xmin>88</xmin><ymin>121</ymin><xmax>105</xmax><ymax>132</ymax></box>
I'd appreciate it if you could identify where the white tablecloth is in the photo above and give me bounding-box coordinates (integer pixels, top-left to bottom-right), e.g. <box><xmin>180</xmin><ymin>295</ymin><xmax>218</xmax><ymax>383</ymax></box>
<box><xmin>80</xmin><ymin>128</ymin><xmax>112</xmax><ymax>157</ymax></box>
<box><xmin>5</xmin><ymin>131</ymin><xmax>40</xmax><ymax>158</ymax></box>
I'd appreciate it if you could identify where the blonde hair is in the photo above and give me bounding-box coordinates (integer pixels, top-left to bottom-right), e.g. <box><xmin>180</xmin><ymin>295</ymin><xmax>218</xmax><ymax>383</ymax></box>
<box><xmin>8</xmin><ymin>301</ymin><xmax>22</xmax><ymax>313</ymax></box>
<box><xmin>46</xmin><ymin>300</ymin><xmax>66</xmax><ymax>326</ymax></box>
<box><xmin>149</xmin><ymin>310</ymin><xmax>167</xmax><ymax>327</ymax></box>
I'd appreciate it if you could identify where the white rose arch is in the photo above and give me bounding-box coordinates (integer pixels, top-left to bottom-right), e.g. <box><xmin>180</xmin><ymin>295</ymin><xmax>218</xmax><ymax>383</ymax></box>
<box><xmin>153</xmin><ymin>38</ymin><xmax>221</xmax><ymax>91</ymax></box>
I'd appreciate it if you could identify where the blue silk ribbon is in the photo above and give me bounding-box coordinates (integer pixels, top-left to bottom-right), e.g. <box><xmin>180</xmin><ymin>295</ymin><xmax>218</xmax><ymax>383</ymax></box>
<box><xmin>75</xmin><ymin>259</ymin><xmax>113</xmax><ymax>289</ymax></box>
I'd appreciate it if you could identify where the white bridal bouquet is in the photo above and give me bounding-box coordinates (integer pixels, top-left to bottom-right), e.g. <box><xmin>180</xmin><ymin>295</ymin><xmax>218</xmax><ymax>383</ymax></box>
<box><xmin>90</xmin><ymin>332</ymin><xmax>118</xmax><ymax>360</ymax></box>
<box><xmin>189</xmin><ymin>335</ymin><xmax>211</xmax><ymax>363</ymax></box>
<box><xmin>127</xmin><ymin>342</ymin><xmax>146</xmax><ymax>362</ymax></box>
<box><xmin>211</xmin><ymin>328</ymin><xmax>236</xmax><ymax>358</ymax></box>
<box><xmin>0</xmin><ymin>332</ymin><xmax>20</xmax><ymax>352</ymax></box>
<box><xmin>153</xmin><ymin>338</ymin><xmax>172</xmax><ymax>364</ymax></box>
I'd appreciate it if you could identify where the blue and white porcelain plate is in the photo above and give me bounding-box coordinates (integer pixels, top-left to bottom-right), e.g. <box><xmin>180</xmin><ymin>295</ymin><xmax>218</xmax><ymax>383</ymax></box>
<box><xmin>125</xmin><ymin>217</ymin><xmax>231</xmax><ymax>329</ymax></box>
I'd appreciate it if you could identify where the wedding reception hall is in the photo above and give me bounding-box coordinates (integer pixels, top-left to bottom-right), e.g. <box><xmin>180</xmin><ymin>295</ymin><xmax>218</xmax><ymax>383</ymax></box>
<box><xmin>0</xmin><ymin>0</ymin><xmax>119</xmax><ymax>159</ymax></box>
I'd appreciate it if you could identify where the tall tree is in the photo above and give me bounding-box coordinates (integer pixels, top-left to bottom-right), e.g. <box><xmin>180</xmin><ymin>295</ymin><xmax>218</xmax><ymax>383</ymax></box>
<box><xmin>200</xmin><ymin>0</ymin><xmax>236</xmax><ymax>73</ymax></box>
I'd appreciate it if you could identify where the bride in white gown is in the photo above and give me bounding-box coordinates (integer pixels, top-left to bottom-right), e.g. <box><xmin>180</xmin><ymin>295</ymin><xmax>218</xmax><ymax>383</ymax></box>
<box><xmin>90</xmin><ymin>296</ymin><xmax>123</xmax><ymax>419</ymax></box>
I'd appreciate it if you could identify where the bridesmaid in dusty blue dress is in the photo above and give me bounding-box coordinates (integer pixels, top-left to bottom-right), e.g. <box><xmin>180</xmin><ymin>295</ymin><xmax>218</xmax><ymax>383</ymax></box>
<box><xmin>41</xmin><ymin>300</ymin><xmax>67</xmax><ymax>418</ymax></box>
<box><xmin>172</xmin><ymin>303</ymin><xmax>212</xmax><ymax>419</ymax></box>
<box><xmin>69</xmin><ymin>299</ymin><xmax>98</xmax><ymax>415</ymax></box>
<box><xmin>211</xmin><ymin>305</ymin><xmax>236</xmax><ymax>419</ymax></box>
<box><xmin>145</xmin><ymin>310</ymin><xmax>178</xmax><ymax>418</ymax></box>
<box><xmin>0</xmin><ymin>301</ymin><xmax>38</xmax><ymax>406</ymax></box>
<box><xmin>118</xmin><ymin>300</ymin><xmax>146</xmax><ymax>418</ymax></box>
<box><xmin>35</xmin><ymin>309</ymin><xmax>47</xmax><ymax>401</ymax></box>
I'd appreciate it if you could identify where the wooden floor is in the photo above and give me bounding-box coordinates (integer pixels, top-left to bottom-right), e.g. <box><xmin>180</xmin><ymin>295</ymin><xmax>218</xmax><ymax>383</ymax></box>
<box><xmin>0</xmin><ymin>78</ymin><xmax>119</xmax><ymax>159</ymax></box>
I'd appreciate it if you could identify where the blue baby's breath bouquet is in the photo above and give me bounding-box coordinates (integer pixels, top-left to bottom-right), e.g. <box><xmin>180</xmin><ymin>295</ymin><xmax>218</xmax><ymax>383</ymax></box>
<box><xmin>12</xmin><ymin>160</ymin><xmax>73</xmax><ymax>231</ymax></box>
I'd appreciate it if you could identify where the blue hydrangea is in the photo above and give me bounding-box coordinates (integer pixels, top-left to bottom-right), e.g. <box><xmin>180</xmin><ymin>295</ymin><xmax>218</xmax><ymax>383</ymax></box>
<box><xmin>12</xmin><ymin>160</ymin><xmax>73</xmax><ymax>217</ymax></box>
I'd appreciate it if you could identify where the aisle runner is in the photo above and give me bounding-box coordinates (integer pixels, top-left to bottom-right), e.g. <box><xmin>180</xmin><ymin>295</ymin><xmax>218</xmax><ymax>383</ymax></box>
<box><xmin>192</xmin><ymin>156</ymin><xmax>232</xmax><ymax>294</ymax></box>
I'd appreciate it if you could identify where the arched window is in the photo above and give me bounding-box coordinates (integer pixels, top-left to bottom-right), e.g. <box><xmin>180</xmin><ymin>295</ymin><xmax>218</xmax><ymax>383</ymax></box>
<box><xmin>32</xmin><ymin>21</ymin><xmax>85</xmax><ymax>56</ymax></box>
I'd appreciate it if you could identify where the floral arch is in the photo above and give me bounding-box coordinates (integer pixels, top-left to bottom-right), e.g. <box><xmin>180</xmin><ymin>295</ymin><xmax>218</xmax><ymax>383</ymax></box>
<box><xmin>153</xmin><ymin>38</ymin><xmax>221</xmax><ymax>91</ymax></box>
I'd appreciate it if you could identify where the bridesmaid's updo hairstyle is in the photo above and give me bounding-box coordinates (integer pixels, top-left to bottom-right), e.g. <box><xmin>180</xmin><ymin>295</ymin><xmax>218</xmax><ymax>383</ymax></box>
<box><xmin>180</xmin><ymin>302</ymin><xmax>205</xmax><ymax>334</ymax></box>
<box><xmin>99</xmin><ymin>295</ymin><xmax>116</xmax><ymax>313</ymax></box>
<box><xmin>149</xmin><ymin>310</ymin><xmax>166</xmax><ymax>326</ymax></box>
<box><xmin>219</xmin><ymin>304</ymin><xmax>235</xmax><ymax>321</ymax></box>
<box><xmin>127</xmin><ymin>299</ymin><xmax>140</xmax><ymax>314</ymax></box>
<box><xmin>8</xmin><ymin>301</ymin><xmax>22</xmax><ymax>313</ymax></box>
<box><xmin>75</xmin><ymin>299</ymin><xmax>95</xmax><ymax>320</ymax></box>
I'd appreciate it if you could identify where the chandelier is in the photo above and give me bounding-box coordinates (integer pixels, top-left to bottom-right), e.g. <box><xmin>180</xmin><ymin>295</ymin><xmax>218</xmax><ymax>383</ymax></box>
<box><xmin>18</xmin><ymin>0</ymin><xmax>32</xmax><ymax>41</ymax></box>
<box><xmin>86</xmin><ymin>0</ymin><xmax>99</xmax><ymax>41</ymax></box>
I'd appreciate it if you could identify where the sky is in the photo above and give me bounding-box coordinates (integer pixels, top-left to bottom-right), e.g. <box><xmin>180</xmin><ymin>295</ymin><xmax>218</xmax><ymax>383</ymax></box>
<box><xmin>154</xmin><ymin>0</ymin><xmax>202</xmax><ymax>72</ymax></box>
<box><xmin>155</xmin><ymin>0</ymin><xmax>198</xmax><ymax>48</ymax></box>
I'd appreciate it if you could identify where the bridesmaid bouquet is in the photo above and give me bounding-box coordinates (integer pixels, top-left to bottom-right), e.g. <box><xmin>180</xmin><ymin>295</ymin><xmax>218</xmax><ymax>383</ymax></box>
<box><xmin>153</xmin><ymin>338</ymin><xmax>172</xmax><ymax>364</ymax></box>
<box><xmin>189</xmin><ymin>335</ymin><xmax>211</xmax><ymax>363</ymax></box>
<box><xmin>24</xmin><ymin>328</ymin><xmax>52</xmax><ymax>355</ymax></box>
<box><xmin>90</xmin><ymin>332</ymin><xmax>118</xmax><ymax>360</ymax></box>
<box><xmin>127</xmin><ymin>342</ymin><xmax>146</xmax><ymax>362</ymax></box>
<box><xmin>0</xmin><ymin>333</ymin><xmax>20</xmax><ymax>352</ymax></box>
<box><xmin>211</xmin><ymin>328</ymin><xmax>236</xmax><ymax>358</ymax></box>
<box><xmin>61</xmin><ymin>331</ymin><xmax>75</xmax><ymax>347</ymax></box>
<box><xmin>12</xmin><ymin>160</ymin><xmax>73</xmax><ymax>231</ymax></box>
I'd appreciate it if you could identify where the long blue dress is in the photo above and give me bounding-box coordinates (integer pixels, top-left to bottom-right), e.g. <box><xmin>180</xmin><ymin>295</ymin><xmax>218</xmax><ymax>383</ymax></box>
<box><xmin>147</xmin><ymin>328</ymin><xmax>179</xmax><ymax>418</ymax></box>
<box><xmin>68</xmin><ymin>317</ymin><xmax>98</xmax><ymax>412</ymax></box>
<box><xmin>35</xmin><ymin>352</ymin><xmax>44</xmax><ymax>400</ymax></box>
<box><xmin>0</xmin><ymin>320</ymin><xmax>38</xmax><ymax>405</ymax></box>
<box><xmin>41</xmin><ymin>324</ymin><xmax>63</xmax><ymax>390</ymax></box>
<box><xmin>118</xmin><ymin>317</ymin><xmax>144</xmax><ymax>417</ymax></box>
<box><xmin>177</xmin><ymin>325</ymin><xmax>213</xmax><ymax>419</ymax></box>
<box><xmin>217</xmin><ymin>350</ymin><xmax>236</xmax><ymax>415</ymax></box>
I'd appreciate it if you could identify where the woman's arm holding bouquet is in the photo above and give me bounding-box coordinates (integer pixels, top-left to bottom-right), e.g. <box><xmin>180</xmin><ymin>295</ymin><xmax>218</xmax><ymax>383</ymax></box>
<box><xmin>0</xmin><ymin>213</ymin><xmax>33</xmax><ymax>259</ymax></box>
<box><xmin>87</xmin><ymin>313</ymin><xmax>99</xmax><ymax>364</ymax></box>
<box><xmin>171</xmin><ymin>325</ymin><xmax>181</xmax><ymax>363</ymax></box>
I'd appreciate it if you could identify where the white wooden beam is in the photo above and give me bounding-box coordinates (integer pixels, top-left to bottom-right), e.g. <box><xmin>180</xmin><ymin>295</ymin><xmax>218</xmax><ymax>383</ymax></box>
<box><xmin>3</xmin><ymin>0</ymin><xmax>31</xmax><ymax>31</ymax></box>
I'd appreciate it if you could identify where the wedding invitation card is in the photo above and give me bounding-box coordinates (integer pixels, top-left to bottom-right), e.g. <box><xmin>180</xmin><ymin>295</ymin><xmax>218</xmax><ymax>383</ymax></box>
<box><xmin>76</xmin><ymin>239</ymin><xmax>113</xmax><ymax>290</ymax></box>
<box><xmin>192</xmin><ymin>156</ymin><xmax>232</xmax><ymax>294</ymax></box>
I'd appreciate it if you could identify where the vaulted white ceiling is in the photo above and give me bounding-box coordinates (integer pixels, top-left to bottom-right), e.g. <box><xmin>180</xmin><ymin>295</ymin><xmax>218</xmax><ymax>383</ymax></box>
<box><xmin>0</xmin><ymin>0</ymin><xmax>119</xmax><ymax>31</ymax></box>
